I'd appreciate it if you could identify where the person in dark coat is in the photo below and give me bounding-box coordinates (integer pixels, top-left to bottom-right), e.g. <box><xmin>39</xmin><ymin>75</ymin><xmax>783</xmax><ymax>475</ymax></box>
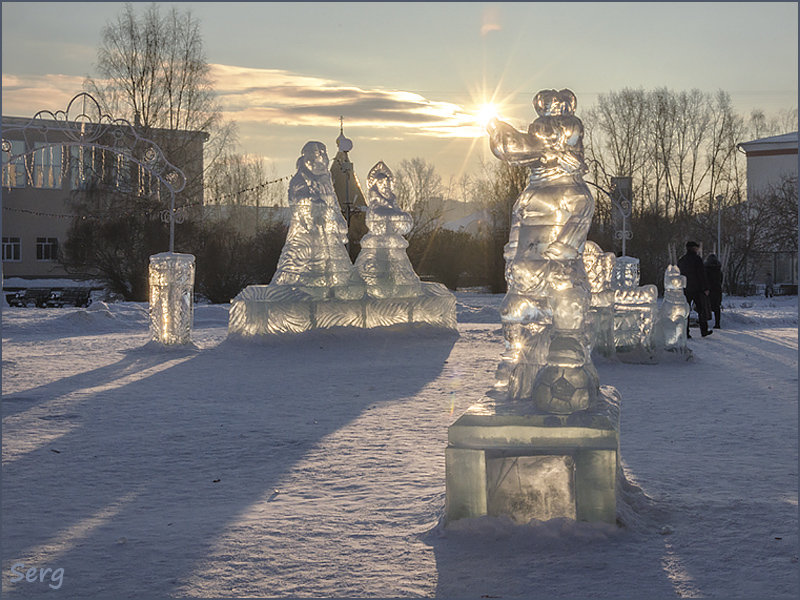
<box><xmin>677</xmin><ymin>241</ymin><xmax>712</xmax><ymax>338</ymax></box>
<box><xmin>704</xmin><ymin>253</ymin><xmax>723</xmax><ymax>329</ymax></box>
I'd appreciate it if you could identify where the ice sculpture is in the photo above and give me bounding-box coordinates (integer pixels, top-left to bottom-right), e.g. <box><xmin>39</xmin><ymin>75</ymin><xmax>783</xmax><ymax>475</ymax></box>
<box><xmin>445</xmin><ymin>89</ymin><xmax>620</xmax><ymax>526</ymax></box>
<box><xmin>272</xmin><ymin>141</ymin><xmax>366</xmax><ymax>301</ymax></box>
<box><xmin>486</xmin><ymin>88</ymin><xmax>597</xmax><ymax>413</ymax></box>
<box><xmin>655</xmin><ymin>265</ymin><xmax>691</xmax><ymax>356</ymax></box>
<box><xmin>228</xmin><ymin>145</ymin><xmax>456</xmax><ymax>336</ymax></box>
<box><xmin>149</xmin><ymin>252</ymin><xmax>195</xmax><ymax>345</ymax></box>
<box><xmin>612</xmin><ymin>256</ymin><xmax>658</xmax><ymax>361</ymax></box>
<box><xmin>355</xmin><ymin>161</ymin><xmax>423</xmax><ymax>299</ymax></box>
<box><xmin>583</xmin><ymin>241</ymin><xmax>616</xmax><ymax>357</ymax></box>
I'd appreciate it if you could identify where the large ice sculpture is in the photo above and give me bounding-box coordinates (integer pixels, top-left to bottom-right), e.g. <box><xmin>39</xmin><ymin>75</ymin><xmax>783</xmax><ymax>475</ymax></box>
<box><xmin>149</xmin><ymin>252</ymin><xmax>195</xmax><ymax>345</ymax></box>
<box><xmin>445</xmin><ymin>89</ymin><xmax>620</xmax><ymax>526</ymax></box>
<box><xmin>487</xmin><ymin>88</ymin><xmax>597</xmax><ymax>413</ymax></box>
<box><xmin>612</xmin><ymin>256</ymin><xmax>658</xmax><ymax>361</ymax></box>
<box><xmin>355</xmin><ymin>161</ymin><xmax>423</xmax><ymax>299</ymax></box>
<box><xmin>655</xmin><ymin>265</ymin><xmax>691</xmax><ymax>357</ymax></box>
<box><xmin>583</xmin><ymin>241</ymin><xmax>616</xmax><ymax>358</ymax></box>
<box><xmin>228</xmin><ymin>145</ymin><xmax>456</xmax><ymax>336</ymax></box>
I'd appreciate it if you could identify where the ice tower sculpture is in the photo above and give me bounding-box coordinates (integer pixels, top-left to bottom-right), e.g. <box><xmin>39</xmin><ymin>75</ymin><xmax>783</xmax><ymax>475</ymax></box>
<box><xmin>583</xmin><ymin>241</ymin><xmax>616</xmax><ymax>358</ymax></box>
<box><xmin>228</xmin><ymin>144</ymin><xmax>455</xmax><ymax>336</ymax></box>
<box><xmin>655</xmin><ymin>265</ymin><xmax>692</xmax><ymax>358</ymax></box>
<box><xmin>612</xmin><ymin>256</ymin><xmax>658</xmax><ymax>362</ymax></box>
<box><xmin>445</xmin><ymin>90</ymin><xmax>621</xmax><ymax>526</ymax></box>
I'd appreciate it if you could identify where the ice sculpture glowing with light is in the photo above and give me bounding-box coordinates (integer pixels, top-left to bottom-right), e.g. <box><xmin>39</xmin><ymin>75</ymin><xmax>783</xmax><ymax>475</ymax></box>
<box><xmin>272</xmin><ymin>141</ymin><xmax>366</xmax><ymax>301</ymax></box>
<box><xmin>583</xmin><ymin>241</ymin><xmax>616</xmax><ymax>357</ymax></box>
<box><xmin>149</xmin><ymin>252</ymin><xmax>195</xmax><ymax>345</ymax></box>
<box><xmin>656</xmin><ymin>264</ymin><xmax>691</xmax><ymax>355</ymax></box>
<box><xmin>444</xmin><ymin>90</ymin><xmax>620</xmax><ymax>527</ymax></box>
<box><xmin>228</xmin><ymin>145</ymin><xmax>456</xmax><ymax>335</ymax></box>
<box><xmin>355</xmin><ymin>161</ymin><xmax>423</xmax><ymax>299</ymax></box>
<box><xmin>612</xmin><ymin>256</ymin><xmax>658</xmax><ymax>360</ymax></box>
<box><xmin>487</xmin><ymin>88</ymin><xmax>598</xmax><ymax>413</ymax></box>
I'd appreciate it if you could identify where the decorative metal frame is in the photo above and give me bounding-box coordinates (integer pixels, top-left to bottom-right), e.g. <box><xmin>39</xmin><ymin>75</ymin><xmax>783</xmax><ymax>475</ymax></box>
<box><xmin>610</xmin><ymin>176</ymin><xmax>633</xmax><ymax>256</ymax></box>
<box><xmin>1</xmin><ymin>92</ymin><xmax>187</xmax><ymax>252</ymax></box>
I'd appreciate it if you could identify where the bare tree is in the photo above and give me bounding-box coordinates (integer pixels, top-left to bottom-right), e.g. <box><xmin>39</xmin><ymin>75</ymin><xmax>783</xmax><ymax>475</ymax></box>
<box><xmin>86</xmin><ymin>2</ymin><xmax>235</xmax><ymax>201</ymax></box>
<box><xmin>394</xmin><ymin>157</ymin><xmax>445</xmax><ymax>239</ymax></box>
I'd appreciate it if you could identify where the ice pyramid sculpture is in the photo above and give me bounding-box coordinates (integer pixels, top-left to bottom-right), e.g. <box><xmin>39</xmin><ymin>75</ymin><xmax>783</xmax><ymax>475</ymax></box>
<box><xmin>229</xmin><ymin>145</ymin><xmax>456</xmax><ymax>336</ymax></box>
<box><xmin>446</xmin><ymin>89</ymin><xmax>620</xmax><ymax>526</ymax></box>
<box><xmin>655</xmin><ymin>264</ymin><xmax>692</xmax><ymax>358</ymax></box>
<box><xmin>612</xmin><ymin>256</ymin><xmax>658</xmax><ymax>362</ymax></box>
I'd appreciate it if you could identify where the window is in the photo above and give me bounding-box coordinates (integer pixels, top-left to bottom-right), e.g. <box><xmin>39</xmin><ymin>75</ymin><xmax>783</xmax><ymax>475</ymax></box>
<box><xmin>32</xmin><ymin>142</ymin><xmax>63</xmax><ymax>189</ymax></box>
<box><xmin>36</xmin><ymin>237</ymin><xmax>58</xmax><ymax>261</ymax></box>
<box><xmin>2</xmin><ymin>237</ymin><xmax>21</xmax><ymax>262</ymax></box>
<box><xmin>2</xmin><ymin>140</ymin><xmax>27</xmax><ymax>188</ymax></box>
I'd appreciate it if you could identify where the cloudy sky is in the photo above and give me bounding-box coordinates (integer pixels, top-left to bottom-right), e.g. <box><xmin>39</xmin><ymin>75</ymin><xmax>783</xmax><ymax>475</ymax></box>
<box><xmin>2</xmin><ymin>2</ymin><xmax>797</xmax><ymax>186</ymax></box>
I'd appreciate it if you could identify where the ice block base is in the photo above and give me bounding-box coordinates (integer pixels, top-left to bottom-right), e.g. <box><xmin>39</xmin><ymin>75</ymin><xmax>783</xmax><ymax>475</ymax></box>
<box><xmin>445</xmin><ymin>386</ymin><xmax>620</xmax><ymax>525</ymax></box>
<box><xmin>228</xmin><ymin>281</ymin><xmax>456</xmax><ymax>336</ymax></box>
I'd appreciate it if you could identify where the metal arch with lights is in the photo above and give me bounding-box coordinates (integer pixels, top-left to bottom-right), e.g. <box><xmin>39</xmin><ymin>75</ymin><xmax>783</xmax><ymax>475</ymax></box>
<box><xmin>1</xmin><ymin>92</ymin><xmax>188</xmax><ymax>252</ymax></box>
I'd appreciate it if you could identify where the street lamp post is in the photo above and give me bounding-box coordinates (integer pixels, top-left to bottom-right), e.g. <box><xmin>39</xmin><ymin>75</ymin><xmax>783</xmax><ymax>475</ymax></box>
<box><xmin>611</xmin><ymin>176</ymin><xmax>633</xmax><ymax>256</ymax></box>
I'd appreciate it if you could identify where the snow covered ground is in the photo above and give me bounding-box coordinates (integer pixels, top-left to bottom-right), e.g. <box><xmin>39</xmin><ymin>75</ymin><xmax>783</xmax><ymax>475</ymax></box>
<box><xmin>1</xmin><ymin>292</ymin><xmax>797</xmax><ymax>599</ymax></box>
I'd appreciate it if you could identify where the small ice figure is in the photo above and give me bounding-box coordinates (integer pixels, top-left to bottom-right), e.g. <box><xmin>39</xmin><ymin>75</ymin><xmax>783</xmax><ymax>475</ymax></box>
<box><xmin>656</xmin><ymin>264</ymin><xmax>691</xmax><ymax>354</ymax></box>
<box><xmin>612</xmin><ymin>256</ymin><xmax>658</xmax><ymax>358</ymax></box>
<box><xmin>355</xmin><ymin>161</ymin><xmax>423</xmax><ymax>299</ymax></box>
<box><xmin>583</xmin><ymin>241</ymin><xmax>616</xmax><ymax>357</ymax></box>
<box><xmin>271</xmin><ymin>141</ymin><xmax>365</xmax><ymax>301</ymax></box>
<box><xmin>149</xmin><ymin>252</ymin><xmax>195</xmax><ymax>345</ymax></box>
<box><xmin>487</xmin><ymin>89</ymin><xmax>598</xmax><ymax>413</ymax></box>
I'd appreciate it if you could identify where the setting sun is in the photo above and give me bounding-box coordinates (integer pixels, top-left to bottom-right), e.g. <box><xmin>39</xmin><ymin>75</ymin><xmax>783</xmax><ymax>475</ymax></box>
<box><xmin>476</xmin><ymin>102</ymin><xmax>500</xmax><ymax>128</ymax></box>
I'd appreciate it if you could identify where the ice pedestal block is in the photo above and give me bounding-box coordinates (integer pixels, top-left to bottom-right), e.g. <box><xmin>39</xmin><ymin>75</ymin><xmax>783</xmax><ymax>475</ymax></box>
<box><xmin>149</xmin><ymin>252</ymin><xmax>195</xmax><ymax>345</ymax></box>
<box><xmin>228</xmin><ymin>281</ymin><xmax>455</xmax><ymax>336</ymax></box>
<box><xmin>445</xmin><ymin>386</ymin><xmax>620</xmax><ymax>524</ymax></box>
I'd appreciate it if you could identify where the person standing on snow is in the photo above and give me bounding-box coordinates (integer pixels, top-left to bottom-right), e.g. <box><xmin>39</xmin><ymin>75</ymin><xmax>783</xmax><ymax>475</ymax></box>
<box><xmin>765</xmin><ymin>272</ymin><xmax>775</xmax><ymax>298</ymax></box>
<box><xmin>678</xmin><ymin>241</ymin><xmax>712</xmax><ymax>338</ymax></box>
<box><xmin>704</xmin><ymin>253</ymin><xmax>723</xmax><ymax>329</ymax></box>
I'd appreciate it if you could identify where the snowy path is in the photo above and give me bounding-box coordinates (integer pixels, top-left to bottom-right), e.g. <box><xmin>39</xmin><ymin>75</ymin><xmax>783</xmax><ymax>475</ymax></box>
<box><xmin>1</xmin><ymin>294</ymin><xmax>797</xmax><ymax>598</ymax></box>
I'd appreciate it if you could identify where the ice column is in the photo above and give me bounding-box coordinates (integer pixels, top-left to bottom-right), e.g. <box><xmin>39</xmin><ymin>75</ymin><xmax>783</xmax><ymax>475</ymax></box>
<box><xmin>583</xmin><ymin>241</ymin><xmax>616</xmax><ymax>357</ymax></box>
<box><xmin>149</xmin><ymin>252</ymin><xmax>195</xmax><ymax>345</ymax></box>
<box><xmin>612</xmin><ymin>256</ymin><xmax>658</xmax><ymax>360</ymax></box>
<box><xmin>656</xmin><ymin>265</ymin><xmax>691</xmax><ymax>355</ymax></box>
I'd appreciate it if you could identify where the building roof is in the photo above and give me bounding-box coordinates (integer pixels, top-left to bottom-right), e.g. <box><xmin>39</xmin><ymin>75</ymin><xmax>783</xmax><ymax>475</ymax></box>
<box><xmin>738</xmin><ymin>131</ymin><xmax>798</xmax><ymax>155</ymax></box>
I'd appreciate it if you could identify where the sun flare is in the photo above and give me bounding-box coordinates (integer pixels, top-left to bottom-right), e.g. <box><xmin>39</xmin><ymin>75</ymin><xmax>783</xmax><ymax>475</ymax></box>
<box><xmin>476</xmin><ymin>103</ymin><xmax>500</xmax><ymax>128</ymax></box>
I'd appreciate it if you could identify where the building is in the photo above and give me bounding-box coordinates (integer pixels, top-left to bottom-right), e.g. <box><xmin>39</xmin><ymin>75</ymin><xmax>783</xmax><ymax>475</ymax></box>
<box><xmin>2</xmin><ymin>97</ymin><xmax>208</xmax><ymax>281</ymax></box>
<box><xmin>329</xmin><ymin>121</ymin><xmax>367</xmax><ymax>262</ymax></box>
<box><xmin>737</xmin><ymin>131</ymin><xmax>798</xmax><ymax>291</ymax></box>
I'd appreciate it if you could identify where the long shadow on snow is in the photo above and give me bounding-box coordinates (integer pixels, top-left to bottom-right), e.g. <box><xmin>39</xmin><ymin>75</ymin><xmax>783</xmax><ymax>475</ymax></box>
<box><xmin>0</xmin><ymin>346</ymin><xmax>183</xmax><ymax>419</ymax></box>
<box><xmin>1</xmin><ymin>327</ymin><xmax>457</xmax><ymax>599</ymax></box>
